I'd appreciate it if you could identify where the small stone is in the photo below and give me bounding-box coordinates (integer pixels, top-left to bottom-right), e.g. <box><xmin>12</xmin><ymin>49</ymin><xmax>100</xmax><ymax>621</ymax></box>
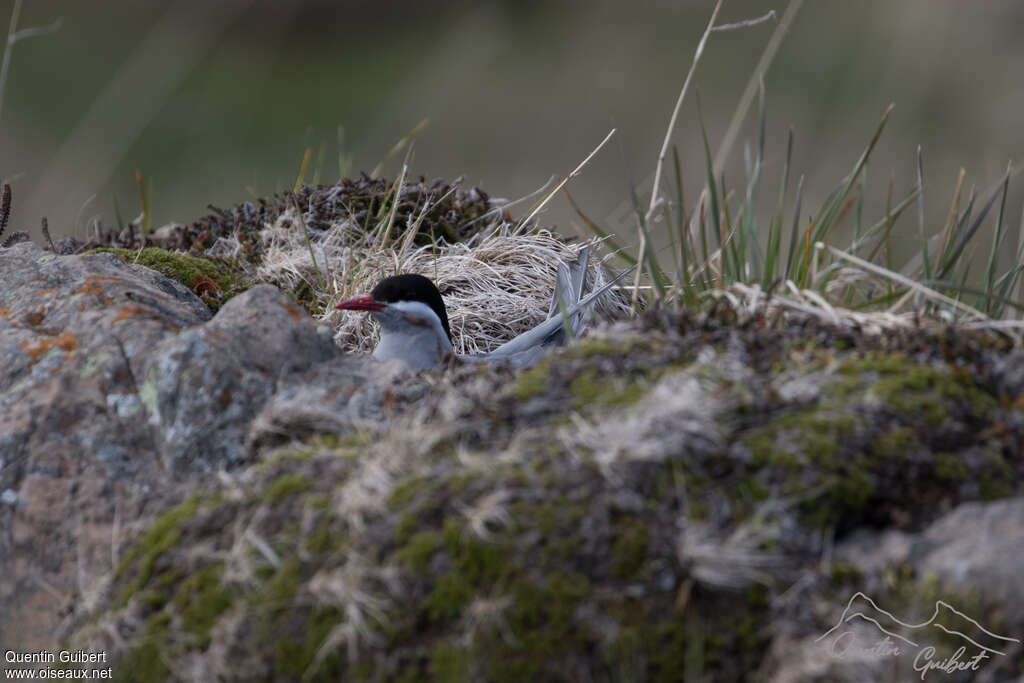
<box><xmin>1</xmin><ymin>489</ymin><xmax>18</xmax><ymax>505</ymax></box>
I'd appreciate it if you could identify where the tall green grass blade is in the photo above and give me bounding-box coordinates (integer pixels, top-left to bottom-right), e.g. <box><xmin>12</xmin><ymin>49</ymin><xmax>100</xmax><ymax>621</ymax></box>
<box><xmin>721</xmin><ymin>172</ymin><xmax>742</xmax><ymax>282</ymax></box>
<box><xmin>983</xmin><ymin>163</ymin><xmax>1012</xmax><ymax>314</ymax></box>
<box><xmin>291</xmin><ymin>195</ymin><xmax>325</xmax><ymax>290</ymax></box>
<box><xmin>943</xmin><ymin>269</ymin><xmax>1020</xmax><ymax>315</ymax></box>
<box><xmin>698</xmin><ymin>195</ymin><xmax>711</xmax><ymax>290</ymax></box>
<box><xmin>765</xmin><ymin>128</ymin><xmax>794</xmax><ymax>288</ymax></box>
<box><xmin>376</xmin><ymin>167</ymin><xmax>407</xmax><ymax>247</ymax></box>
<box><xmin>371</xmin><ymin>118</ymin><xmax>429</xmax><ymax>179</ymax></box>
<box><xmin>938</xmin><ymin>169</ymin><xmax>1010</xmax><ymax>280</ymax></box>
<box><xmin>938</xmin><ymin>188</ymin><xmax>976</xmax><ymax>274</ymax></box>
<box><xmin>617</xmin><ymin>133</ymin><xmax>667</xmax><ymax>298</ymax></box>
<box><xmin>294</xmin><ymin>148</ymin><xmax>311</xmax><ymax>193</ymax></box>
<box><xmin>289</xmin><ymin>148</ymin><xmax>326</xmax><ymax>288</ymax></box>
<box><xmin>855</xmin><ymin>162</ymin><xmax>867</xmax><ymax>243</ymax></box>
<box><xmin>993</xmin><ymin>265</ymin><xmax>1024</xmax><ymax>317</ymax></box>
<box><xmin>672</xmin><ymin>146</ymin><xmax>688</xmax><ymax>289</ymax></box>
<box><xmin>1009</xmin><ymin>203</ymin><xmax>1024</xmax><ymax>319</ymax></box>
<box><xmin>783</xmin><ymin>175</ymin><xmax>804</xmax><ymax>281</ymax></box>
<box><xmin>312</xmin><ymin>140</ymin><xmax>327</xmax><ymax>187</ymax></box>
<box><xmin>698</xmin><ymin>97</ymin><xmax>723</xmax><ymax>284</ymax></box>
<box><xmin>810</xmin><ymin>104</ymin><xmax>893</xmax><ymax>247</ymax></box>
<box><xmin>916</xmin><ymin>146</ymin><xmax>931</xmax><ymax>282</ymax></box>
<box><xmin>742</xmin><ymin>80</ymin><xmax>766</xmax><ymax>282</ymax></box>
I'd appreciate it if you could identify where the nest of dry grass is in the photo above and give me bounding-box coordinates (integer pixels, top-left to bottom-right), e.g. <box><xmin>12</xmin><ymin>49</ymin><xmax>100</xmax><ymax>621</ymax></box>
<box><xmin>212</xmin><ymin>205</ymin><xmax>633</xmax><ymax>355</ymax></box>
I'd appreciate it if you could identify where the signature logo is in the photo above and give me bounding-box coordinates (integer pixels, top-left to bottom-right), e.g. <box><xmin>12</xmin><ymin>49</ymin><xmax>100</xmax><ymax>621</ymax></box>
<box><xmin>816</xmin><ymin>592</ymin><xmax>1019</xmax><ymax>679</ymax></box>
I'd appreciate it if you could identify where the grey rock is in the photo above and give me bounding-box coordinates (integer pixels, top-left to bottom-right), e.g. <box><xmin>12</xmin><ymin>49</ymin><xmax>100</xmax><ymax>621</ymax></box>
<box><xmin>139</xmin><ymin>285</ymin><xmax>341</xmax><ymax>471</ymax></box>
<box><xmin>0</xmin><ymin>243</ymin><xmax>352</xmax><ymax>654</ymax></box>
<box><xmin>764</xmin><ymin>497</ymin><xmax>1024</xmax><ymax>683</ymax></box>
<box><xmin>913</xmin><ymin>497</ymin><xmax>1024</xmax><ymax>610</ymax></box>
<box><xmin>244</xmin><ymin>355</ymin><xmax>418</xmax><ymax>456</ymax></box>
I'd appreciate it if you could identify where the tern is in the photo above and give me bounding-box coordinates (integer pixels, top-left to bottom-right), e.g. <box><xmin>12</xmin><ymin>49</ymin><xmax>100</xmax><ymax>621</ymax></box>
<box><xmin>335</xmin><ymin>248</ymin><xmax>635</xmax><ymax>370</ymax></box>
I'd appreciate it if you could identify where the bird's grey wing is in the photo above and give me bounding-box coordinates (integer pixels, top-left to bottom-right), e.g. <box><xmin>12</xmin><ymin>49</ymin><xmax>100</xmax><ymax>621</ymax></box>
<box><xmin>547</xmin><ymin>262</ymin><xmax>573</xmax><ymax>320</ymax></box>
<box><xmin>545</xmin><ymin>246</ymin><xmax>591</xmax><ymax>345</ymax></box>
<box><xmin>568</xmin><ymin>246</ymin><xmax>591</xmax><ymax>336</ymax></box>
<box><xmin>485</xmin><ymin>262</ymin><xmax>636</xmax><ymax>359</ymax></box>
<box><xmin>544</xmin><ymin>262</ymin><xmax>574</xmax><ymax>347</ymax></box>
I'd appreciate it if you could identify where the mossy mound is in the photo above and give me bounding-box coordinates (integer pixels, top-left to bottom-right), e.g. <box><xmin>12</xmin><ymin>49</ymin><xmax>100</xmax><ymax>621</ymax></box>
<box><xmin>66</xmin><ymin>303</ymin><xmax>1022</xmax><ymax>681</ymax></box>
<box><xmin>89</xmin><ymin>247</ymin><xmax>251</xmax><ymax>312</ymax></box>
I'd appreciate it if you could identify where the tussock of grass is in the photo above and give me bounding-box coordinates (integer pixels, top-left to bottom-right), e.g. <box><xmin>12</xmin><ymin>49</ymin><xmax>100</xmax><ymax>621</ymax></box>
<box><xmin>565</xmin><ymin>0</ymin><xmax>1024</xmax><ymax>346</ymax></box>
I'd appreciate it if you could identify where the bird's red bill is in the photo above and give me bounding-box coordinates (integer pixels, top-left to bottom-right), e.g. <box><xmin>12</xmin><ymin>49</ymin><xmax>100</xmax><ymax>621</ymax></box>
<box><xmin>335</xmin><ymin>295</ymin><xmax>386</xmax><ymax>312</ymax></box>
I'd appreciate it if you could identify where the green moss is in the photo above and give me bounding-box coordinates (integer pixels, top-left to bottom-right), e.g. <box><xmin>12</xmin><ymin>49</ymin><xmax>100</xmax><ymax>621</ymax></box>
<box><xmin>137</xmin><ymin>589</ymin><xmax>169</xmax><ymax>611</ymax></box>
<box><xmin>744</xmin><ymin>409</ymin><xmax>855</xmax><ymax>467</ymax></box>
<box><xmin>837</xmin><ymin>352</ymin><xmax>997</xmax><ymax>427</ymax></box>
<box><xmin>115</xmin><ymin>495</ymin><xmax>201</xmax><ymax>606</ymax></box>
<box><xmin>417</xmin><ymin>521</ymin><xmax>508</xmax><ymax>623</ymax></box>
<box><xmin>448</xmin><ymin>472</ymin><xmax>480</xmax><ymax>495</ymax></box>
<box><xmin>262</xmin><ymin>473</ymin><xmax>313</xmax><ymax>505</ymax></box>
<box><xmin>278</xmin><ymin>430</ymin><xmax>373</xmax><ymax>459</ymax></box>
<box><xmin>612</xmin><ymin>518</ymin><xmax>650</xmax><ymax>578</ymax></box>
<box><xmin>396</xmin><ymin>531</ymin><xmax>441</xmax><ymax>574</ymax></box>
<box><xmin>569</xmin><ymin>369</ymin><xmax>649</xmax><ymax>411</ymax></box>
<box><xmin>868</xmin><ymin>425</ymin><xmax>919</xmax><ymax>459</ymax></box>
<box><xmin>828</xmin><ymin>562</ymin><xmax>863</xmax><ymax>588</ymax></box>
<box><xmin>443</xmin><ymin>520</ymin><xmax>505</xmax><ymax>586</ymax></box>
<box><xmin>428</xmin><ymin>642</ymin><xmax>470</xmax><ymax>682</ymax></box>
<box><xmin>305</xmin><ymin>518</ymin><xmax>343</xmax><ymax>554</ymax></box>
<box><xmin>275</xmin><ymin>606</ymin><xmax>347</xmax><ymax>680</ymax></box>
<box><xmin>483</xmin><ymin>572</ymin><xmax>592</xmax><ymax>682</ymax></box>
<box><xmin>978</xmin><ymin>450</ymin><xmax>1014</xmax><ymax>500</ymax></box>
<box><xmin>111</xmin><ymin>605</ymin><xmax>177</xmax><ymax>681</ymax></box>
<box><xmin>395</xmin><ymin>511</ymin><xmax>419</xmax><ymax>543</ymax></box>
<box><xmin>566</xmin><ymin>336</ymin><xmax>629</xmax><ymax>359</ymax></box>
<box><xmin>512</xmin><ymin>358</ymin><xmax>552</xmax><ymax>402</ymax></box>
<box><xmin>258</xmin><ymin>451</ymin><xmax>313</xmax><ymax>472</ymax></box>
<box><xmin>259</xmin><ymin>559</ymin><xmax>302</xmax><ymax>608</ymax></box>
<box><xmin>173</xmin><ymin>563</ymin><xmax>233</xmax><ymax>648</ymax></box>
<box><xmin>90</xmin><ymin>247</ymin><xmax>248</xmax><ymax>310</ymax></box>
<box><xmin>423</xmin><ymin>571</ymin><xmax>473</xmax><ymax>622</ymax></box>
<box><xmin>113</xmin><ymin>642</ymin><xmax>170</xmax><ymax>682</ymax></box>
<box><xmin>388</xmin><ymin>476</ymin><xmax>429</xmax><ymax>510</ymax></box>
<box><xmin>305</xmin><ymin>493</ymin><xmax>332</xmax><ymax>510</ymax></box>
<box><xmin>935</xmin><ymin>452</ymin><xmax>969</xmax><ymax>481</ymax></box>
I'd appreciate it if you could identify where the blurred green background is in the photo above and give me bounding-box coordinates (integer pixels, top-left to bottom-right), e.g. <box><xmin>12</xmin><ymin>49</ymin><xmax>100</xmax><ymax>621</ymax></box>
<box><xmin>2</xmin><ymin>0</ymin><xmax>1022</xmax><ymax>259</ymax></box>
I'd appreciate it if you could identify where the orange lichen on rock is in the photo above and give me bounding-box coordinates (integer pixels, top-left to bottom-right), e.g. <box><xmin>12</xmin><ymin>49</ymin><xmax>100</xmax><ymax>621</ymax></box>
<box><xmin>282</xmin><ymin>301</ymin><xmax>305</xmax><ymax>323</ymax></box>
<box><xmin>113</xmin><ymin>305</ymin><xmax>150</xmax><ymax>324</ymax></box>
<box><xmin>19</xmin><ymin>331</ymin><xmax>78</xmax><ymax>362</ymax></box>
<box><xmin>73</xmin><ymin>276</ymin><xmax>115</xmax><ymax>305</ymax></box>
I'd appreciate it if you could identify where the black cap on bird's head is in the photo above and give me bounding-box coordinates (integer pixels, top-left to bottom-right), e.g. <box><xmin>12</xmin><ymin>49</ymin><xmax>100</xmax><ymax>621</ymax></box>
<box><xmin>336</xmin><ymin>273</ymin><xmax>452</xmax><ymax>343</ymax></box>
